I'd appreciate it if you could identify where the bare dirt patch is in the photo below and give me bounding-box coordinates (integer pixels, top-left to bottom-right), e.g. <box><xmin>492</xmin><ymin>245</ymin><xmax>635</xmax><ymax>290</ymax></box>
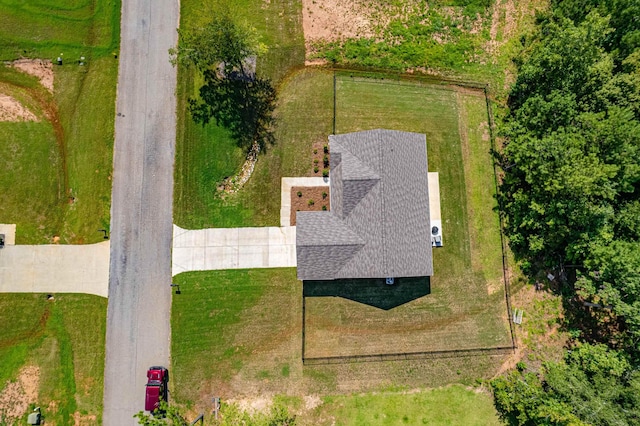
<box><xmin>12</xmin><ymin>59</ymin><xmax>54</xmax><ymax>93</ymax></box>
<box><xmin>0</xmin><ymin>366</ymin><xmax>40</xmax><ymax>421</ymax></box>
<box><xmin>0</xmin><ymin>93</ymin><xmax>39</xmax><ymax>122</ymax></box>
<box><xmin>226</xmin><ymin>396</ymin><xmax>273</xmax><ymax>415</ymax></box>
<box><xmin>290</xmin><ymin>186</ymin><xmax>330</xmax><ymax>225</ymax></box>
<box><xmin>73</xmin><ymin>411</ymin><xmax>97</xmax><ymax>426</ymax></box>
<box><xmin>302</xmin><ymin>0</ymin><xmax>377</xmax><ymax>49</ymax></box>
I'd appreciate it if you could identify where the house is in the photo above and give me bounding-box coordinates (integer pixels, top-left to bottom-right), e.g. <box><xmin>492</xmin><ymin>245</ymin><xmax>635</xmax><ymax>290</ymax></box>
<box><xmin>296</xmin><ymin>129</ymin><xmax>438</xmax><ymax>281</ymax></box>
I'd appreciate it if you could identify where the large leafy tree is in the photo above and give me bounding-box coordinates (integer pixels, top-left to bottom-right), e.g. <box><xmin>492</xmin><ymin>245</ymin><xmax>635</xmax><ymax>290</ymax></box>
<box><xmin>497</xmin><ymin>10</ymin><xmax>640</xmax><ymax>287</ymax></box>
<box><xmin>170</xmin><ymin>12</ymin><xmax>276</xmax><ymax>151</ymax></box>
<box><xmin>170</xmin><ymin>13</ymin><xmax>264</xmax><ymax>73</ymax></box>
<box><xmin>492</xmin><ymin>344</ymin><xmax>640</xmax><ymax>425</ymax></box>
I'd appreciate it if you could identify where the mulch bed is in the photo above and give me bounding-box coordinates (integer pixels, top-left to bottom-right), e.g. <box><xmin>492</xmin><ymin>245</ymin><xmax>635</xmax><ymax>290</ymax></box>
<box><xmin>311</xmin><ymin>141</ymin><xmax>330</xmax><ymax>176</ymax></box>
<box><xmin>290</xmin><ymin>186</ymin><xmax>330</xmax><ymax>226</ymax></box>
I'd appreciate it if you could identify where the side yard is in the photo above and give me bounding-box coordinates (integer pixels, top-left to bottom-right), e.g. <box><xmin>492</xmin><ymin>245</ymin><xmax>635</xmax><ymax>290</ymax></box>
<box><xmin>0</xmin><ymin>294</ymin><xmax>107</xmax><ymax>424</ymax></box>
<box><xmin>0</xmin><ymin>0</ymin><xmax>120</xmax><ymax>244</ymax></box>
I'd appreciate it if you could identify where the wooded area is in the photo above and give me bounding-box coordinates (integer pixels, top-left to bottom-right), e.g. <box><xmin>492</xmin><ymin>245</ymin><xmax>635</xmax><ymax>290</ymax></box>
<box><xmin>492</xmin><ymin>0</ymin><xmax>640</xmax><ymax>423</ymax></box>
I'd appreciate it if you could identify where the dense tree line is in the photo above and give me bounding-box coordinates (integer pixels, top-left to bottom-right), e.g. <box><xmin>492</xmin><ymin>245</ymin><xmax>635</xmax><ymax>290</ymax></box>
<box><xmin>493</xmin><ymin>0</ymin><xmax>640</xmax><ymax>424</ymax></box>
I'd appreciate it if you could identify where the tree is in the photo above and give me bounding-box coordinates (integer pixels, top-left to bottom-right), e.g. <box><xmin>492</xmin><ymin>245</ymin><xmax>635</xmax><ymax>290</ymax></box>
<box><xmin>491</xmin><ymin>344</ymin><xmax>640</xmax><ymax>425</ymax></box>
<box><xmin>577</xmin><ymin>241</ymin><xmax>640</xmax><ymax>350</ymax></box>
<box><xmin>189</xmin><ymin>70</ymin><xmax>277</xmax><ymax>151</ymax></box>
<box><xmin>170</xmin><ymin>12</ymin><xmax>276</xmax><ymax>151</ymax></box>
<box><xmin>134</xmin><ymin>401</ymin><xmax>188</xmax><ymax>425</ymax></box>
<box><xmin>170</xmin><ymin>12</ymin><xmax>264</xmax><ymax>73</ymax></box>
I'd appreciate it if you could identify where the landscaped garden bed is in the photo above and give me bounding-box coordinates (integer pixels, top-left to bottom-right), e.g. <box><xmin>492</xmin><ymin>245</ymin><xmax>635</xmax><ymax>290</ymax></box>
<box><xmin>290</xmin><ymin>186</ymin><xmax>330</xmax><ymax>225</ymax></box>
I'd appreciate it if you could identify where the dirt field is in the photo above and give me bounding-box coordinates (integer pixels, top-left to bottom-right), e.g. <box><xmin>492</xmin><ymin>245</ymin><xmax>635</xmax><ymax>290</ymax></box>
<box><xmin>301</xmin><ymin>0</ymin><xmax>377</xmax><ymax>49</ymax></box>
<box><xmin>0</xmin><ymin>93</ymin><xmax>38</xmax><ymax>121</ymax></box>
<box><xmin>0</xmin><ymin>365</ymin><xmax>39</xmax><ymax>421</ymax></box>
<box><xmin>12</xmin><ymin>59</ymin><xmax>54</xmax><ymax>92</ymax></box>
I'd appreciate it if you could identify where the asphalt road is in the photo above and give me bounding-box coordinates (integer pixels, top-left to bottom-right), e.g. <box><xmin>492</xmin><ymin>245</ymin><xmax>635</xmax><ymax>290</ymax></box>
<box><xmin>103</xmin><ymin>1</ymin><xmax>179</xmax><ymax>424</ymax></box>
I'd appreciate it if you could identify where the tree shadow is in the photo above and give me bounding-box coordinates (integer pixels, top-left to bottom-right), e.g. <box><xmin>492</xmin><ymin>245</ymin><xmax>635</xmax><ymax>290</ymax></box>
<box><xmin>189</xmin><ymin>69</ymin><xmax>277</xmax><ymax>151</ymax></box>
<box><xmin>303</xmin><ymin>276</ymin><xmax>431</xmax><ymax>310</ymax></box>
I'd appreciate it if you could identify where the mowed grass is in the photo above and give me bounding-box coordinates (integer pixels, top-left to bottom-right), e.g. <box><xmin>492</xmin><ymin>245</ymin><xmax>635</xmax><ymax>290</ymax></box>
<box><xmin>174</xmin><ymin>0</ymin><xmax>306</xmax><ymax>229</ymax></box>
<box><xmin>171</xmin><ymin>269</ymin><xmax>302</xmax><ymax>405</ymax></box>
<box><xmin>304</xmin><ymin>385</ymin><xmax>501</xmax><ymax>426</ymax></box>
<box><xmin>0</xmin><ymin>294</ymin><xmax>107</xmax><ymax>424</ymax></box>
<box><xmin>0</xmin><ymin>0</ymin><xmax>119</xmax><ymax>243</ymax></box>
<box><xmin>171</xmin><ymin>269</ymin><xmax>506</xmax><ymax>410</ymax></box>
<box><xmin>175</xmin><ymin>68</ymin><xmax>332</xmax><ymax>229</ymax></box>
<box><xmin>0</xmin><ymin>0</ymin><xmax>120</xmax><ymax>59</ymax></box>
<box><xmin>171</xmin><ymin>72</ymin><xmax>511</xmax><ymax>409</ymax></box>
<box><xmin>303</xmin><ymin>74</ymin><xmax>510</xmax><ymax>358</ymax></box>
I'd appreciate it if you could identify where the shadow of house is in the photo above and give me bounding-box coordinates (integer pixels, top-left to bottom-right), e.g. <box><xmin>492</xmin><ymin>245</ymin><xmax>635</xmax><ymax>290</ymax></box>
<box><xmin>303</xmin><ymin>276</ymin><xmax>430</xmax><ymax>310</ymax></box>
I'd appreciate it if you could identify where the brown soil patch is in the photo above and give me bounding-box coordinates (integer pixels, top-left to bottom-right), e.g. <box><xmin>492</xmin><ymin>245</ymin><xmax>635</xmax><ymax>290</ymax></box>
<box><xmin>73</xmin><ymin>411</ymin><xmax>97</xmax><ymax>426</ymax></box>
<box><xmin>0</xmin><ymin>93</ymin><xmax>39</xmax><ymax>122</ymax></box>
<box><xmin>0</xmin><ymin>366</ymin><xmax>40</xmax><ymax>421</ymax></box>
<box><xmin>290</xmin><ymin>186</ymin><xmax>330</xmax><ymax>225</ymax></box>
<box><xmin>311</xmin><ymin>140</ymin><xmax>330</xmax><ymax>176</ymax></box>
<box><xmin>302</xmin><ymin>0</ymin><xmax>377</xmax><ymax>49</ymax></box>
<box><xmin>12</xmin><ymin>59</ymin><xmax>54</xmax><ymax>93</ymax></box>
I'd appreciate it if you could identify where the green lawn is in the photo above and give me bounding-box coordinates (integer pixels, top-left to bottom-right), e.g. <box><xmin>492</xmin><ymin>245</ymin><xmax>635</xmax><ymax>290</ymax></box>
<box><xmin>0</xmin><ymin>0</ymin><xmax>120</xmax><ymax>243</ymax></box>
<box><xmin>0</xmin><ymin>0</ymin><xmax>120</xmax><ymax>59</ymax></box>
<box><xmin>171</xmin><ymin>269</ymin><xmax>507</xmax><ymax>409</ymax></box>
<box><xmin>171</xmin><ymin>269</ymin><xmax>302</xmax><ymax>405</ymax></box>
<box><xmin>174</xmin><ymin>0</ymin><xmax>306</xmax><ymax>229</ymax></box>
<box><xmin>304</xmin><ymin>385</ymin><xmax>502</xmax><ymax>426</ymax></box>
<box><xmin>171</xmin><ymin>71</ymin><xmax>511</xmax><ymax>406</ymax></box>
<box><xmin>303</xmin><ymin>74</ymin><xmax>510</xmax><ymax>358</ymax></box>
<box><xmin>175</xmin><ymin>68</ymin><xmax>333</xmax><ymax>229</ymax></box>
<box><xmin>0</xmin><ymin>294</ymin><xmax>107</xmax><ymax>424</ymax></box>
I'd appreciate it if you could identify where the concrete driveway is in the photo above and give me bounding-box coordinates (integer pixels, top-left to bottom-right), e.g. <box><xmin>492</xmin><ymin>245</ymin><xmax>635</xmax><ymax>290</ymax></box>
<box><xmin>172</xmin><ymin>225</ymin><xmax>296</xmax><ymax>275</ymax></box>
<box><xmin>0</xmin><ymin>242</ymin><xmax>109</xmax><ymax>297</ymax></box>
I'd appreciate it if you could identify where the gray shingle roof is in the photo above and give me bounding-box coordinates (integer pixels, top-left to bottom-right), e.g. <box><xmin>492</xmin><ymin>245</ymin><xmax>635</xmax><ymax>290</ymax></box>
<box><xmin>296</xmin><ymin>129</ymin><xmax>433</xmax><ymax>281</ymax></box>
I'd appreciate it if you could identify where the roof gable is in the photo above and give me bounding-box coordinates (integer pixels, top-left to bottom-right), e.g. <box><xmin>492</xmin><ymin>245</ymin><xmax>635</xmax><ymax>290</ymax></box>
<box><xmin>297</xmin><ymin>129</ymin><xmax>433</xmax><ymax>280</ymax></box>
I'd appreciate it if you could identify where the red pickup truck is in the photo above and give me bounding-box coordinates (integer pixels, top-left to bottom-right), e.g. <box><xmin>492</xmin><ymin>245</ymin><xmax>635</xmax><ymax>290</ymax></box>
<box><xmin>145</xmin><ymin>366</ymin><xmax>168</xmax><ymax>413</ymax></box>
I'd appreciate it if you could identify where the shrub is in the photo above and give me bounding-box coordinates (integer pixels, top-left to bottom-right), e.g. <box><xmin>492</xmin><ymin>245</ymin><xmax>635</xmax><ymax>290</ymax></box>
<box><xmin>313</xmin><ymin>148</ymin><xmax>318</xmax><ymax>154</ymax></box>
<box><xmin>322</xmin><ymin>169</ymin><xmax>329</xmax><ymax>178</ymax></box>
<box><xmin>308</xmin><ymin>199</ymin><xmax>315</xmax><ymax>206</ymax></box>
<box><xmin>313</xmin><ymin>159</ymin><xmax>319</xmax><ymax>165</ymax></box>
<box><xmin>322</xmin><ymin>205</ymin><xmax>327</xmax><ymax>211</ymax></box>
<box><xmin>297</xmin><ymin>191</ymin><xmax>302</xmax><ymax>197</ymax></box>
<box><xmin>323</xmin><ymin>144</ymin><xmax>329</xmax><ymax>154</ymax></box>
<box><xmin>314</xmin><ymin>166</ymin><xmax>319</xmax><ymax>173</ymax></box>
<box><xmin>323</xmin><ymin>155</ymin><xmax>329</xmax><ymax>167</ymax></box>
<box><xmin>322</xmin><ymin>191</ymin><xmax>327</xmax><ymax>199</ymax></box>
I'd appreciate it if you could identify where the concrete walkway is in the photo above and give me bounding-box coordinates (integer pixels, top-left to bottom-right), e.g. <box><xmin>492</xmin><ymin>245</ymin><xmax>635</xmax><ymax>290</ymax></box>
<box><xmin>0</xmin><ymin>242</ymin><xmax>110</xmax><ymax>297</ymax></box>
<box><xmin>281</xmin><ymin>177</ymin><xmax>329</xmax><ymax>227</ymax></box>
<box><xmin>172</xmin><ymin>225</ymin><xmax>296</xmax><ymax>275</ymax></box>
